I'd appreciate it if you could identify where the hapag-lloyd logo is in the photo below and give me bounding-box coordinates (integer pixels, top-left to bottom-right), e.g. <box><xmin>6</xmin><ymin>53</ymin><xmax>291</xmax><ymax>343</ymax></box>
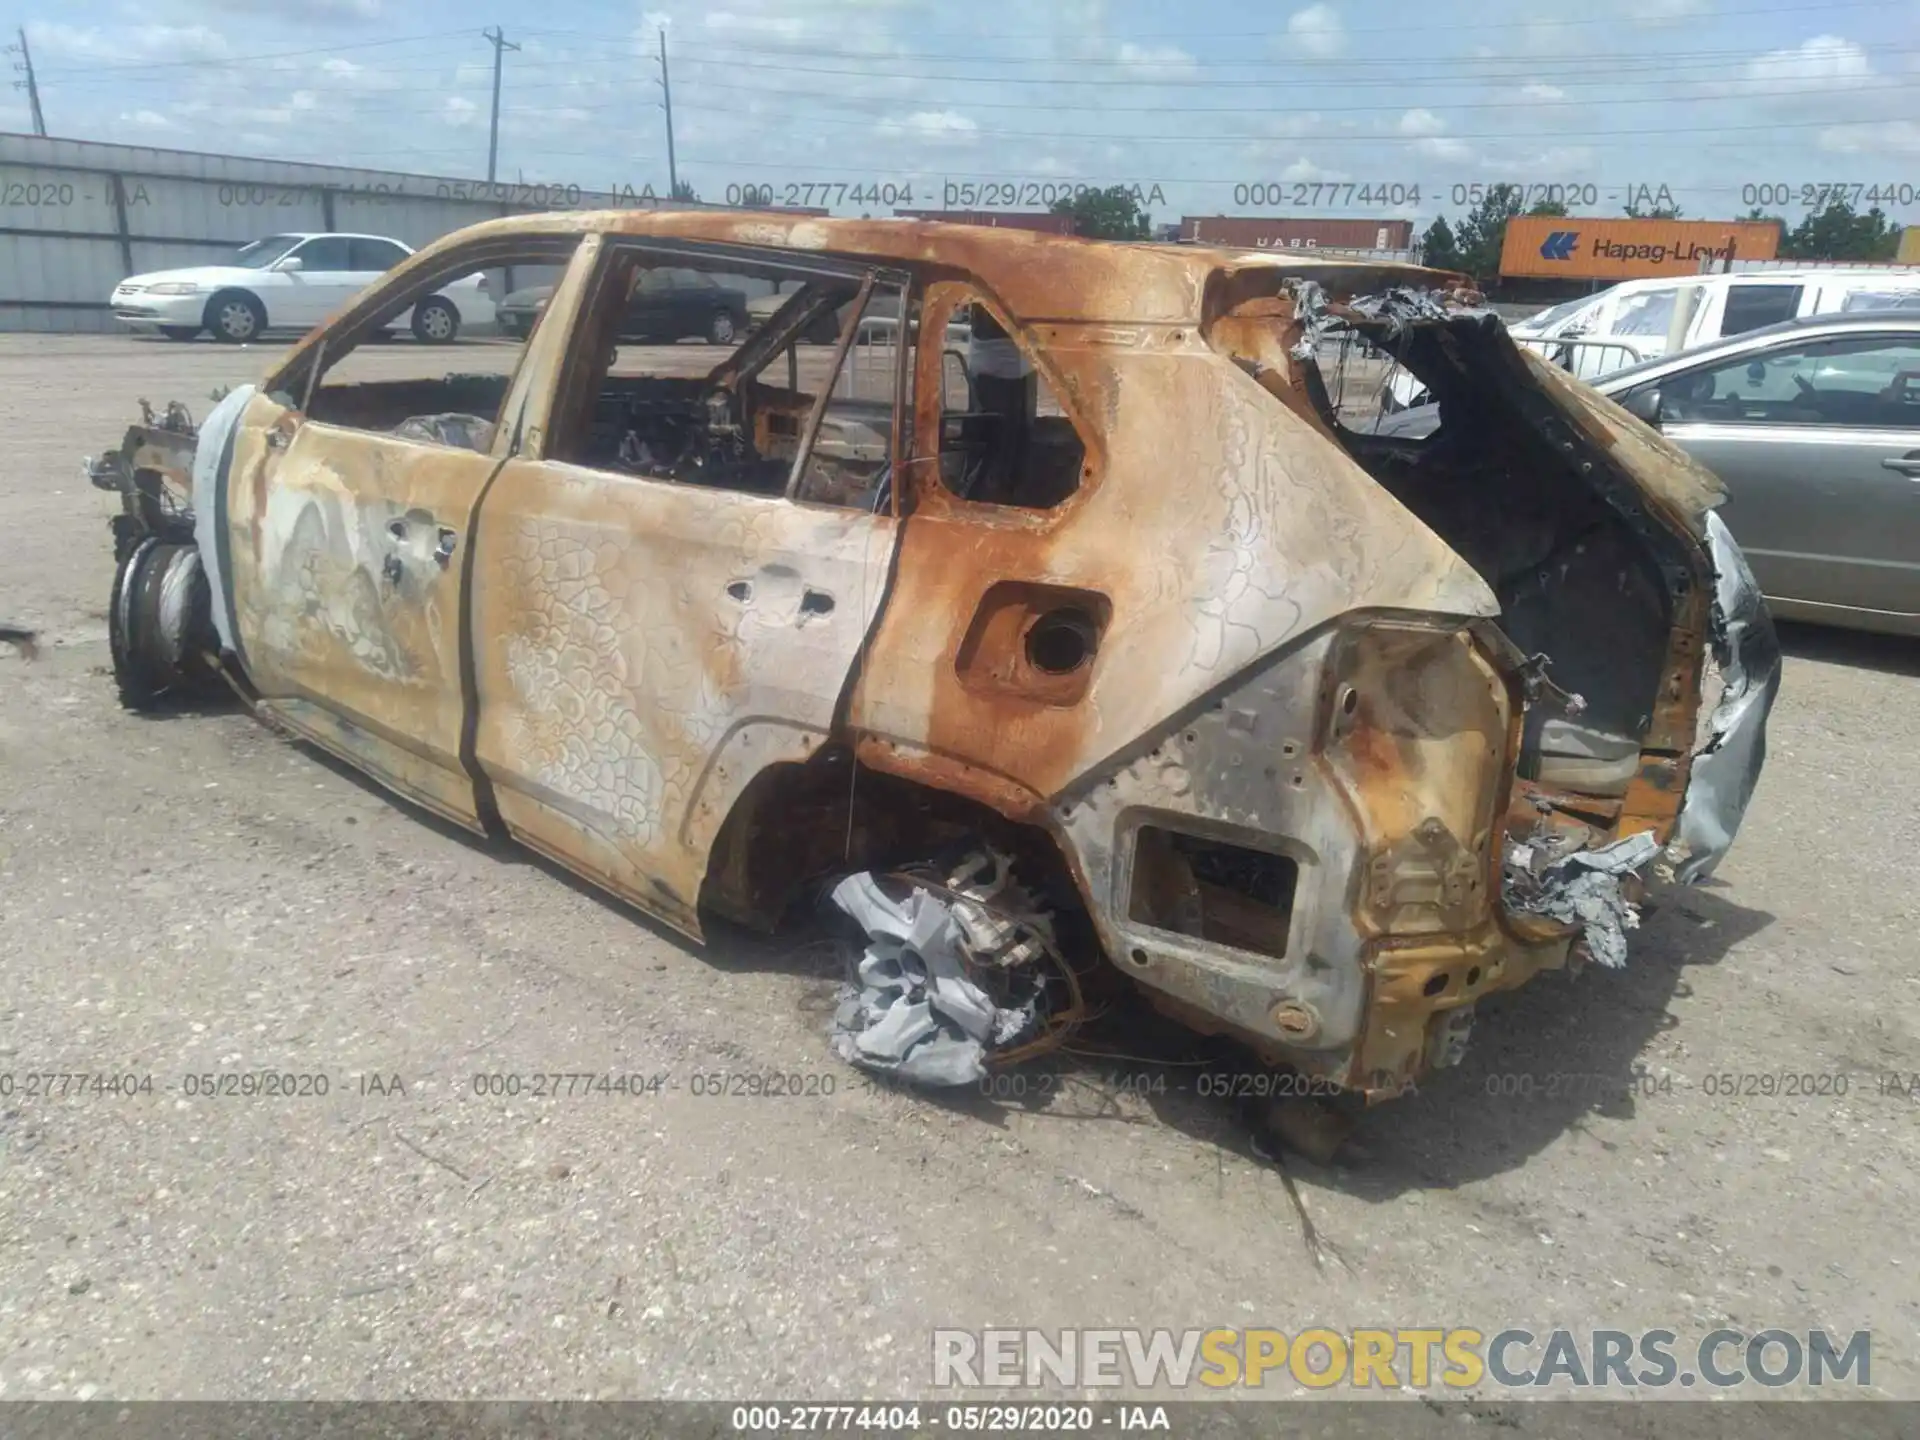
<box><xmin>1540</xmin><ymin>228</ymin><xmax>1740</xmax><ymax>265</ymax></box>
<box><xmin>1539</xmin><ymin>230</ymin><xmax>1579</xmax><ymax>260</ymax></box>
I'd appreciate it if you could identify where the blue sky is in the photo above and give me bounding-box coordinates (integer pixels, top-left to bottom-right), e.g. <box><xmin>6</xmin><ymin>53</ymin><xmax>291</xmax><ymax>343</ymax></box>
<box><xmin>7</xmin><ymin>0</ymin><xmax>1919</xmax><ymax>228</ymax></box>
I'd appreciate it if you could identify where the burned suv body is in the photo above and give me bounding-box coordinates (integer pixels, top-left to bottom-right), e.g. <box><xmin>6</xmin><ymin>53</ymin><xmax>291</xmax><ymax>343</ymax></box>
<box><xmin>91</xmin><ymin>213</ymin><xmax>1777</xmax><ymax>1099</ymax></box>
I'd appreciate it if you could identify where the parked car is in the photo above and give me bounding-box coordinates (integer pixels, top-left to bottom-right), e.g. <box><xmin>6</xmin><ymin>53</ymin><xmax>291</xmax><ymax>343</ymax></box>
<box><xmin>497</xmin><ymin>265</ymin><xmax>749</xmax><ymax>343</ymax></box>
<box><xmin>85</xmin><ymin>212</ymin><xmax>1774</xmax><ymax>1101</ymax></box>
<box><xmin>1373</xmin><ymin>311</ymin><xmax>1920</xmax><ymax>636</ymax></box>
<box><xmin>1381</xmin><ymin>267</ymin><xmax>1920</xmax><ymax>410</ymax></box>
<box><xmin>109</xmin><ymin>232</ymin><xmax>493</xmax><ymax>344</ymax></box>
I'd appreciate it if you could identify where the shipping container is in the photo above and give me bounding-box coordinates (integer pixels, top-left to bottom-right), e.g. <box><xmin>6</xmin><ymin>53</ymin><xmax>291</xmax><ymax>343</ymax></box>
<box><xmin>1177</xmin><ymin>216</ymin><xmax>1416</xmax><ymax>250</ymax></box>
<box><xmin>1501</xmin><ymin>215</ymin><xmax>1781</xmax><ymax>281</ymax></box>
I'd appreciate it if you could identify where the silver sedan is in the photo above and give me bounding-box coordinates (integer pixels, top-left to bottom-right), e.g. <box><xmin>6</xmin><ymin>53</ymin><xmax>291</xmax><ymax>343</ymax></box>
<box><xmin>1377</xmin><ymin>312</ymin><xmax>1920</xmax><ymax>637</ymax></box>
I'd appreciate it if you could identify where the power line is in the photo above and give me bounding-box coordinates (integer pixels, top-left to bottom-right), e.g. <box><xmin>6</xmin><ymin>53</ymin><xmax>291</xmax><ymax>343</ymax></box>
<box><xmin>474</xmin><ymin>76</ymin><xmax>1915</xmax><ymax>119</ymax></box>
<box><xmin>40</xmin><ymin>28</ymin><xmax>1915</xmax><ymax>86</ymax></box>
<box><xmin>32</xmin><ymin>29</ymin><xmax>471</xmax><ymax>78</ymax></box>
<box><xmin>656</xmin><ymin>105</ymin><xmax>1913</xmax><ymax>145</ymax></box>
<box><xmin>518</xmin><ymin>1</ymin><xmax>1907</xmax><ymax>48</ymax></box>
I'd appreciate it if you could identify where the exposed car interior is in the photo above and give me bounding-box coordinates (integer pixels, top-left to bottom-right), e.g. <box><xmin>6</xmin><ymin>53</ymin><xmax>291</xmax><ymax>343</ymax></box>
<box><xmin>288</xmin><ymin>237</ymin><xmax>584</xmax><ymax>446</ymax></box>
<box><xmin>1286</xmin><ymin>311</ymin><xmax>1693</xmax><ymax>799</ymax></box>
<box><xmin>934</xmin><ymin>297</ymin><xmax>1085</xmax><ymax>511</ymax></box>
<box><xmin>289</xmin><ymin>243</ymin><xmax>1090</xmax><ymax>516</ymax></box>
<box><xmin>552</xmin><ymin>256</ymin><xmax>890</xmax><ymax>506</ymax></box>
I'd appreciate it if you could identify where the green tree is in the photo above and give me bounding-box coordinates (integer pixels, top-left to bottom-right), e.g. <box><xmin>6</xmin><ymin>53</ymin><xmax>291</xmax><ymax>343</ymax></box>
<box><xmin>1049</xmin><ymin>184</ymin><xmax>1150</xmax><ymax>240</ymax></box>
<box><xmin>670</xmin><ymin>179</ymin><xmax>700</xmax><ymax>202</ymax></box>
<box><xmin>1419</xmin><ymin>215</ymin><xmax>1463</xmax><ymax>272</ymax></box>
<box><xmin>1527</xmin><ymin>199</ymin><xmax>1570</xmax><ymax>217</ymax></box>
<box><xmin>1449</xmin><ymin>183</ymin><xmax>1528</xmax><ymax>284</ymax></box>
<box><xmin>1780</xmin><ymin>199</ymin><xmax>1900</xmax><ymax>261</ymax></box>
<box><xmin>1624</xmin><ymin>200</ymin><xmax>1684</xmax><ymax>219</ymax></box>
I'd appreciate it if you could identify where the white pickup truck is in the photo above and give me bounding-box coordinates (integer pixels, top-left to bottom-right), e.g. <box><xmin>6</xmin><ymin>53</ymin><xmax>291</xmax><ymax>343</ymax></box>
<box><xmin>1381</xmin><ymin>267</ymin><xmax>1920</xmax><ymax>410</ymax></box>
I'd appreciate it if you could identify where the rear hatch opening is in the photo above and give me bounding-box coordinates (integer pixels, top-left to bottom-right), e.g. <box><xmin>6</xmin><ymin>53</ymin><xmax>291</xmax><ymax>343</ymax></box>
<box><xmin>1207</xmin><ymin>276</ymin><xmax>1717</xmax><ymax>945</ymax></box>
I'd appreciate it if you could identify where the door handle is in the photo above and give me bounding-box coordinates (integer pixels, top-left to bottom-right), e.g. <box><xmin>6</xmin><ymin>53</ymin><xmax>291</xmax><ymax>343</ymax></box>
<box><xmin>1881</xmin><ymin>454</ymin><xmax>1920</xmax><ymax>477</ymax></box>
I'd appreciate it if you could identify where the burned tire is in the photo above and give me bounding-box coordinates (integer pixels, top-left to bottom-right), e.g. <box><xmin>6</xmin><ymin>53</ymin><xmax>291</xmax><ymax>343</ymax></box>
<box><xmin>109</xmin><ymin>538</ymin><xmax>217</xmax><ymax>709</ymax></box>
<box><xmin>411</xmin><ymin>296</ymin><xmax>460</xmax><ymax>344</ymax></box>
<box><xmin>206</xmin><ymin>290</ymin><xmax>265</xmax><ymax>344</ymax></box>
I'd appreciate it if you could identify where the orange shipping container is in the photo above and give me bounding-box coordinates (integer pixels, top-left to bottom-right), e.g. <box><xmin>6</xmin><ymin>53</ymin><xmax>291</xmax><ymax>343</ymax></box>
<box><xmin>1500</xmin><ymin>215</ymin><xmax>1781</xmax><ymax>280</ymax></box>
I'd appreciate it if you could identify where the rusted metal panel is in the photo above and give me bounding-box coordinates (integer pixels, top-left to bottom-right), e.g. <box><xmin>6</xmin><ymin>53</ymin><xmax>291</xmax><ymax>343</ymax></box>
<box><xmin>224</xmin><ymin>396</ymin><xmax>496</xmax><ymax>831</ymax></box>
<box><xmin>894</xmin><ymin>210</ymin><xmax>1078</xmax><ymax>235</ymax></box>
<box><xmin>848</xmin><ymin>282</ymin><xmax>1497</xmax><ymax>811</ymax></box>
<box><xmin>468</xmin><ymin>460</ymin><xmax>897</xmax><ymax>936</ymax></box>
<box><xmin>1180</xmin><ymin>216</ymin><xmax>1416</xmax><ymax>250</ymax></box>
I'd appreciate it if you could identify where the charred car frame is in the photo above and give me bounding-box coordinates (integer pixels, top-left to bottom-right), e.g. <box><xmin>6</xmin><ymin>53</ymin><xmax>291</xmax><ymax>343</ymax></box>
<box><xmin>87</xmin><ymin>212</ymin><xmax>1779</xmax><ymax>1100</ymax></box>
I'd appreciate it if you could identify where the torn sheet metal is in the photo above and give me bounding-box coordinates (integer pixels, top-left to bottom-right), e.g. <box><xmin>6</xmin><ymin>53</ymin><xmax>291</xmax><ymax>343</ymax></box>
<box><xmin>829</xmin><ymin>852</ymin><xmax>1053</xmax><ymax>1087</ymax></box>
<box><xmin>1504</xmin><ymin>830</ymin><xmax>1661</xmax><ymax>969</ymax></box>
<box><xmin>1283</xmin><ymin>280</ymin><xmax>1495</xmax><ymax>361</ymax></box>
<box><xmin>1669</xmin><ymin>510</ymin><xmax>1782</xmax><ymax>884</ymax></box>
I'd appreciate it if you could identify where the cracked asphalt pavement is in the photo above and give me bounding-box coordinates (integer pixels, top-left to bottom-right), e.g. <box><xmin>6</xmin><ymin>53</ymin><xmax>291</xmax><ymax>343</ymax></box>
<box><xmin>0</xmin><ymin>336</ymin><xmax>1915</xmax><ymax>1402</ymax></box>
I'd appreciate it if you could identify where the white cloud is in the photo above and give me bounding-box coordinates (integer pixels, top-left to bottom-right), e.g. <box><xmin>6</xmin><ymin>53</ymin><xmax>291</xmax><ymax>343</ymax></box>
<box><xmin>1280</xmin><ymin>157</ymin><xmax>1347</xmax><ymax>182</ymax></box>
<box><xmin>1623</xmin><ymin>0</ymin><xmax>1710</xmax><ymax>23</ymax></box>
<box><xmin>442</xmin><ymin>96</ymin><xmax>479</xmax><ymax>128</ymax></box>
<box><xmin>29</xmin><ymin>22</ymin><xmax>231</xmax><ymax>64</ymax></box>
<box><xmin>1414</xmin><ymin>136</ymin><xmax>1473</xmax><ymax>161</ymax></box>
<box><xmin>1741</xmin><ymin>35</ymin><xmax>1873</xmax><ymax>91</ymax></box>
<box><xmin>878</xmin><ymin>110</ymin><xmax>979</xmax><ymax>146</ymax></box>
<box><xmin>706</xmin><ymin>11</ymin><xmax>809</xmax><ymax>41</ymax></box>
<box><xmin>120</xmin><ymin>109</ymin><xmax>179</xmax><ymax>132</ymax></box>
<box><xmin>203</xmin><ymin>0</ymin><xmax>383</xmax><ymax>19</ymax></box>
<box><xmin>1395</xmin><ymin>111</ymin><xmax>1470</xmax><ymax>161</ymax></box>
<box><xmin>1520</xmin><ymin>81</ymin><xmax>1567</xmax><ymax>102</ymax></box>
<box><xmin>1285</xmin><ymin>5</ymin><xmax>1346</xmax><ymax>60</ymax></box>
<box><xmin>1817</xmin><ymin>120</ymin><xmax>1920</xmax><ymax>157</ymax></box>
<box><xmin>1117</xmin><ymin>42</ymin><xmax>1197</xmax><ymax>79</ymax></box>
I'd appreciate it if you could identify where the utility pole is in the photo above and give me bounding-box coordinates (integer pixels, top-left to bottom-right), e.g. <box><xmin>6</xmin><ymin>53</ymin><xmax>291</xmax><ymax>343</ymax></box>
<box><xmin>655</xmin><ymin>28</ymin><xmax>678</xmax><ymax>200</ymax></box>
<box><xmin>483</xmin><ymin>26</ymin><xmax>519</xmax><ymax>183</ymax></box>
<box><xmin>12</xmin><ymin>27</ymin><xmax>46</xmax><ymax>137</ymax></box>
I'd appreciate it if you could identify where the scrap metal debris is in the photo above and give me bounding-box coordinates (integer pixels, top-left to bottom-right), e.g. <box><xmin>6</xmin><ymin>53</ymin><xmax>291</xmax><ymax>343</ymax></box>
<box><xmin>829</xmin><ymin>850</ymin><xmax>1063</xmax><ymax>1087</ymax></box>
<box><xmin>1503</xmin><ymin>830</ymin><xmax>1661</xmax><ymax>969</ymax></box>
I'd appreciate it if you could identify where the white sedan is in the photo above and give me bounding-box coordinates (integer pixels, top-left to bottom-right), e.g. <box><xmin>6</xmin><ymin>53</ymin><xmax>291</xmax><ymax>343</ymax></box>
<box><xmin>109</xmin><ymin>232</ymin><xmax>495</xmax><ymax>344</ymax></box>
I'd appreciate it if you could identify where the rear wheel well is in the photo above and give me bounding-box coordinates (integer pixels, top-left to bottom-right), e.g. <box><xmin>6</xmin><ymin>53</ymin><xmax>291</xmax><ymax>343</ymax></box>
<box><xmin>698</xmin><ymin>746</ymin><xmax>1093</xmax><ymax>946</ymax></box>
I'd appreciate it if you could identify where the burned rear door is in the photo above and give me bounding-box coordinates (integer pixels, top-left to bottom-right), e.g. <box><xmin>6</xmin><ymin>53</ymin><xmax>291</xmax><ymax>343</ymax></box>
<box><xmin>221</xmin><ymin>235</ymin><xmax>596</xmax><ymax>831</ymax></box>
<box><xmin>466</xmin><ymin>241</ymin><xmax>908</xmax><ymax>933</ymax></box>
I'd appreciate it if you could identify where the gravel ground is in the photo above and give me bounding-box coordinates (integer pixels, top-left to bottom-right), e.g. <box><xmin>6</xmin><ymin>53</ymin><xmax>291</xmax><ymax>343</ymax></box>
<box><xmin>0</xmin><ymin>335</ymin><xmax>1915</xmax><ymax>1404</ymax></box>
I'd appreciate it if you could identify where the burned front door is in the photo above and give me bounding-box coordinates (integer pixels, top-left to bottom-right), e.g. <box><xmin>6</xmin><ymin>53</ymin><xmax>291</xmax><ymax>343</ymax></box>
<box><xmin>220</xmin><ymin>234</ymin><xmax>595</xmax><ymax>832</ymax></box>
<box><xmin>223</xmin><ymin>399</ymin><xmax>505</xmax><ymax>831</ymax></box>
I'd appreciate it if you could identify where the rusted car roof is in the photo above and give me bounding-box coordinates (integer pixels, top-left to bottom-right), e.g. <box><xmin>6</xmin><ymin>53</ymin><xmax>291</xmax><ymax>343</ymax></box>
<box><xmin>278</xmin><ymin>209</ymin><xmax>1461</xmax><ymax>365</ymax></box>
